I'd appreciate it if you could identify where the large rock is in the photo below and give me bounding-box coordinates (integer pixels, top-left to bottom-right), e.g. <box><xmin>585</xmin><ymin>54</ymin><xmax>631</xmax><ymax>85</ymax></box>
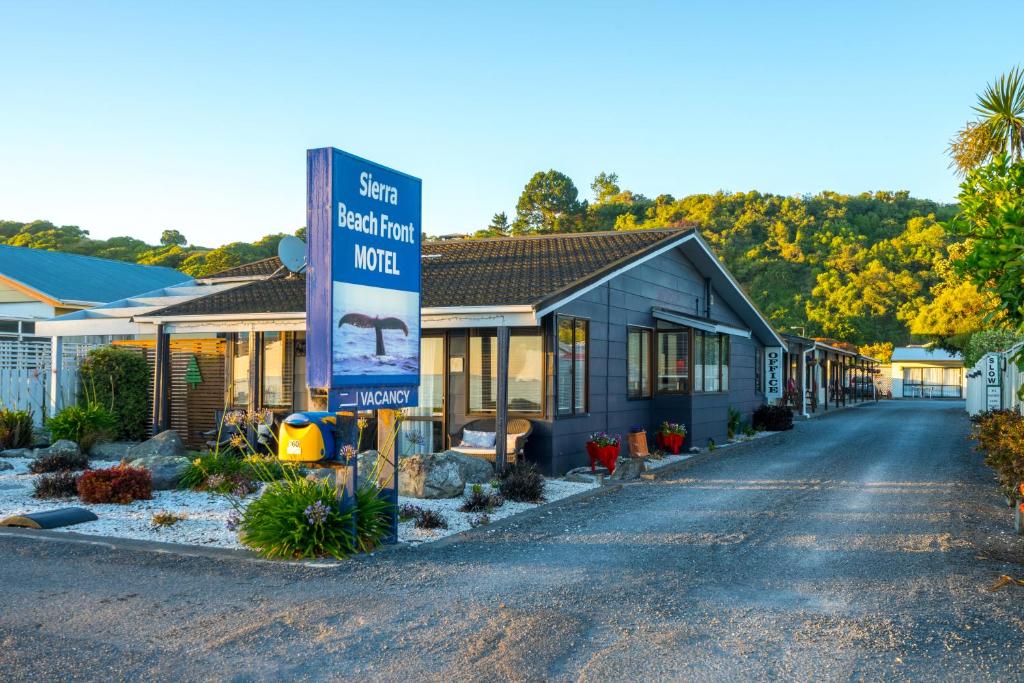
<box><xmin>609</xmin><ymin>456</ymin><xmax>646</xmax><ymax>481</ymax></box>
<box><xmin>398</xmin><ymin>453</ymin><xmax>466</xmax><ymax>499</ymax></box>
<box><xmin>91</xmin><ymin>442</ymin><xmax>139</xmax><ymax>461</ymax></box>
<box><xmin>37</xmin><ymin>440</ymin><xmax>80</xmax><ymax>459</ymax></box>
<box><xmin>440</xmin><ymin>450</ymin><xmax>494</xmax><ymax>484</ymax></box>
<box><xmin>0</xmin><ymin>448</ymin><xmax>33</xmax><ymax>459</ymax></box>
<box><xmin>127</xmin><ymin>430</ymin><xmax>186</xmax><ymax>460</ymax></box>
<box><xmin>127</xmin><ymin>455</ymin><xmax>190</xmax><ymax>490</ymax></box>
<box><xmin>0</xmin><ymin>460</ymin><xmax>13</xmax><ymax>471</ymax></box>
<box><xmin>396</xmin><ymin>451</ymin><xmax>496</xmax><ymax>499</ymax></box>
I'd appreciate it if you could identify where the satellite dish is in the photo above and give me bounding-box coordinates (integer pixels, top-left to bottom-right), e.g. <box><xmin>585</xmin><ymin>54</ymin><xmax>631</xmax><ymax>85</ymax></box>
<box><xmin>278</xmin><ymin>236</ymin><xmax>307</xmax><ymax>273</ymax></box>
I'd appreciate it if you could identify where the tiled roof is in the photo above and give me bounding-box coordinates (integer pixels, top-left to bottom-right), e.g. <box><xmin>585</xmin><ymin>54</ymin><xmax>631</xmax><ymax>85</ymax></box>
<box><xmin>0</xmin><ymin>245</ymin><xmax>189</xmax><ymax>305</ymax></box>
<box><xmin>204</xmin><ymin>256</ymin><xmax>283</xmax><ymax>280</ymax></box>
<box><xmin>148</xmin><ymin>276</ymin><xmax>305</xmax><ymax>317</ymax></box>
<box><xmin>421</xmin><ymin>229</ymin><xmax>691</xmax><ymax>307</ymax></box>
<box><xmin>145</xmin><ymin>229</ymin><xmax>693</xmax><ymax>317</ymax></box>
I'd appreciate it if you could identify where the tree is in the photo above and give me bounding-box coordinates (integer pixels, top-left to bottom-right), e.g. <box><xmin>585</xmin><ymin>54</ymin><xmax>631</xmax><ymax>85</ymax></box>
<box><xmin>512</xmin><ymin>170</ymin><xmax>585</xmax><ymax>234</ymax></box>
<box><xmin>949</xmin><ymin>66</ymin><xmax>1024</xmax><ymax>174</ymax></box>
<box><xmin>591</xmin><ymin>172</ymin><xmax>620</xmax><ymax>204</ymax></box>
<box><xmin>488</xmin><ymin>212</ymin><xmax>510</xmax><ymax>234</ymax></box>
<box><xmin>948</xmin><ymin>155</ymin><xmax>1024</xmax><ymax>328</ymax></box>
<box><xmin>160</xmin><ymin>229</ymin><xmax>187</xmax><ymax>246</ymax></box>
<box><xmin>964</xmin><ymin>330</ymin><xmax>1024</xmax><ymax>368</ymax></box>
<box><xmin>859</xmin><ymin>341</ymin><xmax>894</xmax><ymax>363</ymax></box>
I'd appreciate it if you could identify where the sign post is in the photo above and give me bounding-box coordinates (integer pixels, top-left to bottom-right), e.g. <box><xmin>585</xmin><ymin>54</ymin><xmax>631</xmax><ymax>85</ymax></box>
<box><xmin>306</xmin><ymin>147</ymin><xmax>422</xmax><ymax>544</ymax></box>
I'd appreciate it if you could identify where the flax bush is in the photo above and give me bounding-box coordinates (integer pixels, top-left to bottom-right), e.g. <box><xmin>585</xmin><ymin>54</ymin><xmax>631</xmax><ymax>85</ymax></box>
<box><xmin>0</xmin><ymin>408</ymin><xmax>34</xmax><ymax>450</ymax></box>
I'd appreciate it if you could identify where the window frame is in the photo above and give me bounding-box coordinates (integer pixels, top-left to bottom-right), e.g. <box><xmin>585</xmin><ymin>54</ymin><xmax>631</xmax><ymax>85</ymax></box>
<box><xmin>655</xmin><ymin>323</ymin><xmax>691</xmax><ymax>395</ymax></box>
<box><xmin>465</xmin><ymin>327</ymin><xmax>546</xmax><ymax>417</ymax></box>
<box><xmin>259</xmin><ymin>331</ymin><xmax>294</xmax><ymax>410</ymax></box>
<box><xmin>556</xmin><ymin>315</ymin><xmax>589</xmax><ymax>417</ymax></box>
<box><xmin>693</xmin><ymin>330</ymin><xmax>730</xmax><ymax>394</ymax></box>
<box><xmin>627</xmin><ymin>325</ymin><xmax>654</xmax><ymax>400</ymax></box>
<box><xmin>226</xmin><ymin>332</ymin><xmax>251</xmax><ymax>409</ymax></box>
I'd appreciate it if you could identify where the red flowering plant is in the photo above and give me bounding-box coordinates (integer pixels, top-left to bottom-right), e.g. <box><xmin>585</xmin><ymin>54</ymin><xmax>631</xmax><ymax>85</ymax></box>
<box><xmin>587</xmin><ymin>432</ymin><xmax>621</xmax><ymax>447</ymax></box>
<box><xmin>657</xmin><ymin>421</ymin><xmax>687</xmax><ymax>454</ymax></box>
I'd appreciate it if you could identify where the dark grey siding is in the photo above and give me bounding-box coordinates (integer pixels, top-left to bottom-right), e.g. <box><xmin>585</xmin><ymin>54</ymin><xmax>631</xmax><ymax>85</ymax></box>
<box><xmin>544</xmin><ymin>245</ymin><xmax>768</xmax><ymax>474</ymax></box>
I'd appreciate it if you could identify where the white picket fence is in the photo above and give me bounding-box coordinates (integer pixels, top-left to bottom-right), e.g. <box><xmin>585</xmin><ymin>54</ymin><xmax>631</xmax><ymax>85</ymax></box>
<box><xmin>966</xmin><ymin>341</ymin><xmax>1024</xmax><ymax>416</ymax></box>
<box><xmin>0</xmin><ymin>339</ymin><xmax>101</xmax><ymax>425</ymax></box>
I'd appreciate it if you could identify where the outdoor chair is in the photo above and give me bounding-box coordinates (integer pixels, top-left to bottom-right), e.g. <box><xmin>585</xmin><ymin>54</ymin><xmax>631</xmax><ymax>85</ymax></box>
<box><xmin>449</xmin><ymin>418</ymin><xmax>532</xmax><ymax>465</ymax></box>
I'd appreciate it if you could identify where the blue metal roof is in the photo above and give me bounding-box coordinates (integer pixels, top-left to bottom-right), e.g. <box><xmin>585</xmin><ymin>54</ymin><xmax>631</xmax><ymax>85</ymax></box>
<box><xmin>0</xmin><ymin>245</ymin><xmax>190</xmax><ymax>305</ymax></box>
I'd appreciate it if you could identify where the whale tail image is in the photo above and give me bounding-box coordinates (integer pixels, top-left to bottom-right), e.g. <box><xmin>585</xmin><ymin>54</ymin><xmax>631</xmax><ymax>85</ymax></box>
<box><xmin>339</xmin><ymin>313</ymin><xmax>409</xmax><ymax>356</ymax></box>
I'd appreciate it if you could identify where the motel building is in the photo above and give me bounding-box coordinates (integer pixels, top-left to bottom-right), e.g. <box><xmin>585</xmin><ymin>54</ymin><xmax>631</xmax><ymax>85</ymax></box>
<box><xmin>39</xmin><ymin>228</ymin><xmax>872</xmax><ymax>475</ymax></box>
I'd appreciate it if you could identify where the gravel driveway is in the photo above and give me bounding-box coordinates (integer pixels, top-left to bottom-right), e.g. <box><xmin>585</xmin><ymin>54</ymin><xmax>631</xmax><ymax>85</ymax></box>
<box><xmin>1</xmin><ymin>400</ymin><xmax>1022</xmax><ymax>682</ymax></box>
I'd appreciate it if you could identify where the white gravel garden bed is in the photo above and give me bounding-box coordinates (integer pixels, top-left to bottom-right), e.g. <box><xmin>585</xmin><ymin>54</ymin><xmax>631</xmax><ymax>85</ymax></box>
<box><xmin>0</xmin><ymin>456</ymin><xmax>597</xmax><ymax>550</ymax></box>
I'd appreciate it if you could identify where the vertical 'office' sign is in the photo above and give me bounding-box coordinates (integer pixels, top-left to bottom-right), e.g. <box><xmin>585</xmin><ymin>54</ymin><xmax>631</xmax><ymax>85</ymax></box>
<box><xmin>306</xmin><ymin>148</ymin><xmax>422</xmax><ymax>410</ymax></box>
<box><xmin>764</xmin><ymin>347</ymin><xmax>784</xmax><ymax>401</ymax></box>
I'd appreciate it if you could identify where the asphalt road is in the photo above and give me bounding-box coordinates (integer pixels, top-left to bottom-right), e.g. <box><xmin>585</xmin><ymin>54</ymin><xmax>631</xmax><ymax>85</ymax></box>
<box><xmin>1</xmin><ymin>401</ymin><xmax>1023</xmax><ymax>682</ymax></box>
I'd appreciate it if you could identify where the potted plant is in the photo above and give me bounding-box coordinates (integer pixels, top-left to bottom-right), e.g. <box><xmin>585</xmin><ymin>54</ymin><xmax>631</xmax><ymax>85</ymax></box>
<box><xmin>656</xmin><ymin>422</ymin><xmax>687</xmax><ymax>454</ymax></box>
<box><xmin>586</xmin><ymin>432</ymin><xmax>621</xmax><ymax>474</ymax></box>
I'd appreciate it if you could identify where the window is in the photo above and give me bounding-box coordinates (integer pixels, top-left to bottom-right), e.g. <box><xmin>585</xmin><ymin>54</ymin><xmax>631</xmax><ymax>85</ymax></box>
<box><xmin>694</xmin><ymin>331</ymin><xmax>730</xmax><ymax>393</ymax></box>
<box><xmin>557</xmin><ymin>316</ymin><xmax>588</xmax><ymax>415</ymax></box>
<box><xmin>401</xmin><ymin>335</ymin><xmax>445</xmax><ymax>454</ymax></box>
<box><xmin>755</xmin><ymin>347</ymin><xmax>764</xmax><ymax>393</ymax></box>
<box><xmin>627</xmin><ymin>327</ymin><xmax>653</xmax><ymax>399</ymax></box>
<box><xmin>261</xmin><ymin>332</ymin><xmax>293</xmax><ymax>409</ymax></box>
<box><xmin>468</xmin><ymin>329</ymin><xmax>543</xmax><ymax>414</ymax></box>
<box><xmin>229</xmin><ymin>332</ymin><xmax>250</xmax><ymax>407</ymax></box>
<box><xmin>656</xmin><ymin>327</ymin><xmax>689</xmax><ymax>393</ymax></box>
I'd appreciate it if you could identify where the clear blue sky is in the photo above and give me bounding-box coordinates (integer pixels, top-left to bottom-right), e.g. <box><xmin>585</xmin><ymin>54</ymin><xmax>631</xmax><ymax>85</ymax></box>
<box><xmin>1</xmin><ymin>1</ymin><xmax>1021</xmax><ymax>245</ymax></box>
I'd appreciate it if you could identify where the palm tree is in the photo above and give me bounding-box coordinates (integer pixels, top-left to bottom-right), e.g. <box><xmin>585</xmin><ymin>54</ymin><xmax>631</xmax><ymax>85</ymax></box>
<box><xmin>949</xmin><ymin>66</ymin><xmax>1024</xmax><ymax>174</ymax></box>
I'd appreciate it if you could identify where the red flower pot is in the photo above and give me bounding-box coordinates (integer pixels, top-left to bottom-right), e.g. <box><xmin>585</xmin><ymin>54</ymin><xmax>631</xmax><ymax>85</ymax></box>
<box><xmin>586</xmin><ymin>442</ymin><xmax>620</xmax><ymax>473</ymax></box>
<box><xmin>658</xmin><ymin>432</ymin><xmax>684</xmax><ymax>454</ymax></box>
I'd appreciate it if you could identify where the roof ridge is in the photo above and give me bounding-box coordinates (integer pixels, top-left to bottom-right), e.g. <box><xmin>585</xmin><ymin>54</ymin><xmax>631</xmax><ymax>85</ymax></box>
<box><xmin>423</xmin><ymin>227</ymin><xmax>692</xmax><ymax>246</ymax></box>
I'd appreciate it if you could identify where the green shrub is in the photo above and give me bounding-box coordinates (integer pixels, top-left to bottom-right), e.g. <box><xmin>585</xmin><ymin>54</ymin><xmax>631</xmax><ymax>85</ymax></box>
<box><xmin>355</xmin><ymin>484</ymin><xmax>394</xmax><ymax>552</ymax></box>
<box><xmin>79</xmin><ymin>346</ymin><xmax>151</xmax><ymax>441</ymax></box>
<box><xmin>46</xmin><ymin>403</ymin><xmax>116</xmax><ymax>453</ymax></box>
<box><xmin>0</xmin><ymin>408</ymin><xmax>34</xmax><ymax>450</ymax></box>
<box><xmin>236</xmin><ymin>468</ymin><xmax>356</xmax><ymax>560</ymax></box>
<box><xmin>33</xmin><ymin>471</ymin><xmax>81</xmax><ymax>498</ymax></box>
<box><xmin>727</xmin><ymin>406</ymin><xmax>742</xmax><ymax>438</ymax></box>
<box><xmin>752</xmin><ymin>404</ymin><xmax>794</xmax><ymax>431</ymax></box>
<box><xmin>972</xmin><ymin>409</ymin><xmax>1024</xmax><ymax>498</ymax></box>
<box><xmin>29</xmin><ymin>450</ymin><xmax>89</xmax><ymax>474</ymax></box>
<box><xmin>180</xmin><ymin>452</ymin><xmax>286</xmax><ymax>491</ymax></box>
<box><xmin>499</xmin><ymin>461</ymin><xmax>546</xmax><ymax>503</ymax></box>
<box><xmin>459</xmin><ymin>483</ymin><xmax>504</xmax><ymax>512</ymax></box>
<box><xmin>413</xmin><ymin>508</ymin><xmax>448</xmax><ymax>530</ymax></box>
<box><xmin>77</xmin><ymin>465</ymin><xmax>153</xmax><ymax>504</ymax></box>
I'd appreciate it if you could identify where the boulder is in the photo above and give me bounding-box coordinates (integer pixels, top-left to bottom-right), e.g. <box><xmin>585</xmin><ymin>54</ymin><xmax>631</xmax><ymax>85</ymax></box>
<box><xmin>609</xmin><ymin>456</ymin><xmax>646</xmax><ymax>481</ymax></box>
<box><xmin>127</xmin><ymin>455</ymin><xmax>191</xmax><ymax>490</ymax></box>
<box><xmin>38</xmin><ymin>440</ymin><xmax>80</xmax><ymax>459</ymax></box>
<box><xmin>91</xmin><ymin>442</ymin><xmax>139</xmax><ymax>461</ymax></box>
<box><xmin>398</xmin><ymin>453</ymin><xmax>466</xmax><ymax>499</ymax></box>
<box><xmin>0</xmin><ymin>460</ymin><xmax>13</xmax><ymax>471</ymax></box>
<box><xmin>0</xmin><ymin>448</ymin><xmax>33</xmax><ymax>459</ymax></box>
<box><xmin>127</xmin><ymin>430</ymin><xmax>186</xmax><ymax>460</ymax></box>
<box><xmin>440</xmin><ymin>450</ymin><xmax>494</xmax><ymax>484</ymax></box>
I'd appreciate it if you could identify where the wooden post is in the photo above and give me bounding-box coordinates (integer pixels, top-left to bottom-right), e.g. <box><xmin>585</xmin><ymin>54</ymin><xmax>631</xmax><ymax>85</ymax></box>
<box><xmin>494</xmin><ymin>326</ymin><xmax>510</xmax><ymax>473</ymax></box>
<box><xmin>48</xmin><ymin>335</ymin><xmax>62</xmax><ymax>420</ymax></box>
<box><xmin>152</xmin><ymin>324</ymin><xmax>171</xmax><ymax>434</ymax></box>
<box><xmin>376</xmin><ymin>408</ymin><xmax>400</xmax><ymax>544</ymax></box>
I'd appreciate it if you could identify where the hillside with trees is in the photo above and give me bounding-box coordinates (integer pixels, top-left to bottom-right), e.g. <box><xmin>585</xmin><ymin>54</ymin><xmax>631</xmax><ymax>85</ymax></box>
<box><xmin>1</xmin><ymin>179</ymin><xmax>993</xmax><ymax>351</ymax></box>
<box><xmin>475</xmin><ymin>173</ymin><xmax>991</xmax><ymax>350</ymax></box>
